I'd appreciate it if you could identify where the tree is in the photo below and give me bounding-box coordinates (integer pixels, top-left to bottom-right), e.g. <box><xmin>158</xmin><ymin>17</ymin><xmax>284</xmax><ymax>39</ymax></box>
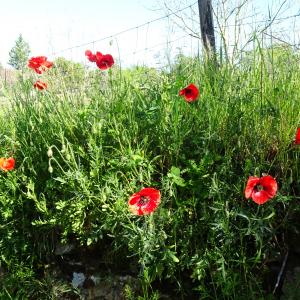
<box><xmin>8</xmin><ymin>34</ymin><xmax>31</xmax><ymax>71</ymax></box>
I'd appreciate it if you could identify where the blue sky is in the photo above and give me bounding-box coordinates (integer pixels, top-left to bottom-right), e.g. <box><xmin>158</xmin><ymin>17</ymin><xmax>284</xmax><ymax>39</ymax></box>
<box><xmin>1</xmin><ymin>0</ymin><xmax>299</xmax><ymax>69</ymax></box>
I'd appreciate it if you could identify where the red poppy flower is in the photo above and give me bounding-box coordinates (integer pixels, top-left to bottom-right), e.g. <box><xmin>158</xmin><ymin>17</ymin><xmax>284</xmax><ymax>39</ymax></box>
<box><xmin>95</xmin><ymin>54</ymin><xmax>114</xmax><ymax>70</ymax></box>
<box><xmin>244</xmin><ymin>175</ymin><xmax>277</xmax><ymax>205</ymax></box>
<box><xmin>128</xmin><ymin>188</ymin><xmax>161</xmax><ymax>215</ymax></box>
<box><xmin>33</xmin><ymin>80</ymin><xmax>47</xmax><ymax>90</ymax></box>
<box><xmin>28</xmin><ymin>56</ymin><xmax>47</xmax><ymax>70</ymax></box>
<box><xmin>294</xmin><ymin>127</ymin><xmax>300</xmax><ymax>145</ymax></box>
<box><xmin>179</xmin><ymin>83</ymin><xmax>199</xmax><ymax>102</ymax></box>
<box><xmin>85</xmin><ymin>50</ymin><xmax>97</xmax><ymax>62</ymax></box>
<box><xmin>28</xmin><ymin>56</ymin><xmax>53</xmax><ymax>74</ymax></box>
<box><xmin>0</xmin><ymin>157</ymin><xmax>15</xmax><ymax>171</ymax></box>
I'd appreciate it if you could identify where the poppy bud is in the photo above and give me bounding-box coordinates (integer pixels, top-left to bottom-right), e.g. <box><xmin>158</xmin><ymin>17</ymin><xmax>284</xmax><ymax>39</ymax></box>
<box><xmin>47</xmin><ymin>148</ymin><xmax>53</xmax><ymax>157</ymax></box>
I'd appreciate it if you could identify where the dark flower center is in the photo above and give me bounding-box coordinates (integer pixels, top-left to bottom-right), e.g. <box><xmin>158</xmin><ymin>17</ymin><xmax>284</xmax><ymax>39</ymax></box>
<box><xmin>185</xmin><ymin>88</ymin><xmax>192</xmax><ymax>96</ymax></box>
<box><xmin>254</xmin><ymin>184</ymin><xmax>264</xmax><ymax>192</ymax></box>
<box><xmin>138</xmin><ymin>196</ymin><xmax>150</xmax><ymax>206</ymax></box>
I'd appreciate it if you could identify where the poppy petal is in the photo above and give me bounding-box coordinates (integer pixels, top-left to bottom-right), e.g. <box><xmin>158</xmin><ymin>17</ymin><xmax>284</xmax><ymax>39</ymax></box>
<box><xmin>0</xmin><ymin>158</ymin><xmax>5</xmax><ymax>169</ymax></box>
<box><xmin>95</xmin><ymin>52</ymin><xmax>103</xmax><ymax>61</ymax></box>
<box><xmin>294</xmin><ymin>127</ymin><xmax>300</xmax><ymax>145</ymax></box>
<box><xmin>85</xmin><ymin>50</ymin><xmax>92</xmax><ymax>56</ymax></box>
<box><xmin>178</xmin><ymin>89</ymin><xmax>185</xmax><ymax>96</ymax></box>
<box><xmin>128</xmin><ymin>203</ymin><xmax>143</xmax><ymax>215</ymax></box>
<box><xmin>244</xmin><ymin>176</ymin><xmax>260</xmax><ymax>198</ymax></box>
<box><xmin>34</xmin><ymin>80</ymin><xmax>47</xmax><ymax>90</ymax></box>
<box><xmin>128</xmin><ymin>194</ymin><xmax>141</xmax><ymax>206</ymax></box>
<box><xmin>251</xmin><ymin>190</ymin><xmax>272</xmax><ymax>205</ymax></box>
<box><xmin>43</xmin><ymin>61</ymin><xmax>53</xmax><ymax>69</ymax></box>
<box><xmin>260</xmin><ymin>175</ymin><xmax>277</xmax><ymax>198</ymax></box>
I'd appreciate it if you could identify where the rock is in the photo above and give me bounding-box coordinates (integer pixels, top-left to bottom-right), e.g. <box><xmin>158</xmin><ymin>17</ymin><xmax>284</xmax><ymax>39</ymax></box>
<box><xmin>71</xmin><ymin>272</ymin><xmax>86</xmax><ymax>288</ymax></box>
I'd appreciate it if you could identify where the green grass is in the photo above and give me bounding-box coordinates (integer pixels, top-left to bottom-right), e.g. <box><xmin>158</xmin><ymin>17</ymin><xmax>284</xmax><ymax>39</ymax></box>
<box><xmin>0</xmin><ymin>45</ymin><xmax>300</xmax><ymax>299</ymax></box>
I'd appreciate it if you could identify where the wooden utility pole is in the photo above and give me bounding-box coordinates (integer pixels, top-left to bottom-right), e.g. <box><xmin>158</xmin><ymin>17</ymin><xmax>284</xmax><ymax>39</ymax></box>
<box><xmin>198</xmin><ymin>0</ymin><xmax>216</xmax><ymax>59</ymax></box>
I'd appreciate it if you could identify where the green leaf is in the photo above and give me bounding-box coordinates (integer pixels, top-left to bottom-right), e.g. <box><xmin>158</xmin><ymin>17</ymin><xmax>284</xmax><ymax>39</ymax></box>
<box><xmin>167</xmin><ymin>166</ymin><xmax>186</xmax><ymax>187</ymax></box>
<box><xmin>169</xmin><ymin>252</ymin><xmax>180</xmax><ymax>263</ymax></box>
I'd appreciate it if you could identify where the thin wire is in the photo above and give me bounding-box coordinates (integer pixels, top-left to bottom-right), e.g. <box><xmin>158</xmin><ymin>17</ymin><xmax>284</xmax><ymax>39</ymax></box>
<box><xmin>218</xmin><ymin>12</ymin><xmax>300</xmax><ymax>28</ymax></box>
<box><xmin>48</xmin><ymin>9</ymin><xmax>300</xmax><ymax>59</ymax></box>
<box><xmin>263</xmin><ymin>31</ymin><xmax>300</xmax><ymax>49</ymax></box>
<box><xmin>123</xmin><ymin>34</ymin><xmax>194</xmax><ymax>57</ymax></box>
<box><xmin>42</xmin><ymin>6</ymin><xmax>300</xmax><ymax>81</ymax></box>
<box><xmin>47</xmin><ymin>32</ymin><xmax>197</xmax><ymax>79</ymax></box>
<box><xmin>50</xmin><ymin>1</ymin><xmax>198</xmax><ymax>56</ymax></box>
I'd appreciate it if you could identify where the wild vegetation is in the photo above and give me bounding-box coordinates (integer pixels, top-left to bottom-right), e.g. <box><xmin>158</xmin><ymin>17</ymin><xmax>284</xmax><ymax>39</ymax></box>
<box><xmin>0</xmin><ymin>43</ymin><xmax>300</xmax><ymax>299</ymax></box>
